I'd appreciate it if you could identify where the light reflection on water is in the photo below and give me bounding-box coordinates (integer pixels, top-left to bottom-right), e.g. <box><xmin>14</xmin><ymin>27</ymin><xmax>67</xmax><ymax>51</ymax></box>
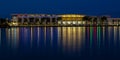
<box><xmin>0</xmin><ymin>27</ymin><xmax>120</xmax><ymax>59</ymax></box>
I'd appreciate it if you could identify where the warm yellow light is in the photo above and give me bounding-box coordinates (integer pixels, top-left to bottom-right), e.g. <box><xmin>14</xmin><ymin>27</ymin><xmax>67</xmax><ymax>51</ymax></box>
<box><xmin>63</xmin><ymin>21</ymin><xmax>66</xmax><ymax>24</ymax></box>
<box><xmin>60</xmin><ymin>14</ymin><xmax>85</xmax><ymax>17</ymax></box>
<box><xmin>58</xmin><ymin>21</ymin><xmax>61</xmax><ymax>24</ymax></box>
<box><xmin>67</xmin><ymin>21</ymin><xmax>71</xmax><ymax>24</ymax></box>
<box><xmin>73</xmin><ymin>21</ymin><xmax>76</xmax><ymax>24</ymax></box>
<box><xmin>83</xmin><ymin>21</ymin><xmax>85</xmax><ymax>24</ymax></box>
<box><xmin>12</xmin><ymin>22</ymin><xmax>18</xmax><ymax>25</ymax></box>
<box><xmin>78</xmin><ymin>21</ymin><xmax>82</xmax><ymax>24</ymax></box>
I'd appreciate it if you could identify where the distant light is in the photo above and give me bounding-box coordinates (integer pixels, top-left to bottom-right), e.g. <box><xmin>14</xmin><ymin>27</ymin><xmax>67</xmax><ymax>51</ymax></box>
<box><xmin>58</xmin><ymin>21</ymin><xmax>61</xmax><ymax>24</ymax></box>
<box><xmin>78</xmin><ymin>21</ymin><xmax>81</xmax><ymax>24</ymax></box>
<box><xmin>63</xmin><ymin>21</ymin><xmax>66</xmax><ymax>24</ymax></box>
<box><xmin>73</xmin><ymin>21</ymin><xmax>76</xmax><ymax>24</ymax></box>
<box><xmin>83</xmin><ymin>21</ymin><xmax>85</xmax><ymax>24</ymax></box>
<box><xmin>67</xmin><ymin>21</ymin><xmax>71</xmax><ymax>24</ymax></box>
<box><xmin>12</xmin><ymin>22</ymin><xmax>18</xmax><ymax>25</ymax></box>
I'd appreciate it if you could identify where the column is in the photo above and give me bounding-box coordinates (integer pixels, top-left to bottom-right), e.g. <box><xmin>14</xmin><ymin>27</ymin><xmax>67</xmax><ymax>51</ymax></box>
<box><xmin>118</xmin><ymin>20</ymin><xmax>119</xmax><ymax>25</ymax></box>
<box><xmin>77</xmin><ymin>17</ymin><xmax>78</xmax><ymax>26</ymax></box>
<box><xmin>22</xmin><ymin>17</ymin><xmax>24</xmax><ymax>24</ymax></box>
<box><xmin>50</xmin><ymin>17</ymin><xmax>52</xmax><ymax>25</ymax></box>
<box><xmin>39</xmin><ymin>17</ymin><xmax>41</xmax><ymax>24</ymax></box>
<box><xmin>55</xmin><ymin>17</ymin><xmax>57</xmax><ymax>25</ymax></box>
<box><xmin>72</xmin><ymin>17</ymin><xmax>74</xmax><ymax>25</ymax></box>
<box><xmin>61</xmin><ymin>17</ymin><xmax>62</xmax><ymax>25</ymax></box>
<box><xmin>34</xmin><ymin>17</ymin><xmax>35</xmax><ymax>24</ymax></box>
<box><xmin>117</xmin><ymin>19</ymin><xmax>119</xmax><ymax>25</ymax></box>
<box><xmin>81</xmin><ymin>17</ymin><xmax>83</xmax><ymax>26</ymax></box>
<box><xmin>27</xmin><ymin>17</ymin><xmax>29</xmax><ymax>25</ymax></box>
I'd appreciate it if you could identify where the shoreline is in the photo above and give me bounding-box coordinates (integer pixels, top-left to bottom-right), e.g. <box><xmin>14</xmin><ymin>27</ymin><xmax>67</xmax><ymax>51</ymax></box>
<box><xmin>0</xmin><ymin>25</ymin><xmax>120</xmax><ymax>28</ymax></box>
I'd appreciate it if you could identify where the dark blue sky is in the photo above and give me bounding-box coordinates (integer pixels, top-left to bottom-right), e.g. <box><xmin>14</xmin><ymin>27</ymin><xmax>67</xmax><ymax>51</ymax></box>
<box><xmin>0</xmin><ymin>0</ymin><xmax>120</xmax><ymax>18</ymax></box>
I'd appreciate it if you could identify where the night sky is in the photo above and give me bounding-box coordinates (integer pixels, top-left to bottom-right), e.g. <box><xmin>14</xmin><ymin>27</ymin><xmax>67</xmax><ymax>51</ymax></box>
<box><xmin>0</xmin><ymin>0</ymin><xmax>120</xmax><ymax>18</ymax></box>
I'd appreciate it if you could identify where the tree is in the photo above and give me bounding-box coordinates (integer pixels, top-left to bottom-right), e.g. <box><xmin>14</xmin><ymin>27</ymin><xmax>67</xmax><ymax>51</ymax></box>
<box><xmin>82</xmin><ymin>16</ymin><xmax>91</xmax><ymax>26</ymax></box>
<box><xmin>101</xmin><ymin>16</ymin><xmax>107</xmax><ymax>25</ymax></box>
<box><xmin>93</xmin><ymin>17</ymin><xmax>97</xmax><ymax>25</ymax></box>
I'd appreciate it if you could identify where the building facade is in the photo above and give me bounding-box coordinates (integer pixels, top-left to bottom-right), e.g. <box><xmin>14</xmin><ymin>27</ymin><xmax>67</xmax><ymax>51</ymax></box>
<box><xmin>11</xmin><ymin>14</ymin><xmax>120</xmax><ymax>26</ymax></box>
<box><xmin>11</xmin><ymin>14</ymin><xmax>86</xmax><ymax>26</ymax></box>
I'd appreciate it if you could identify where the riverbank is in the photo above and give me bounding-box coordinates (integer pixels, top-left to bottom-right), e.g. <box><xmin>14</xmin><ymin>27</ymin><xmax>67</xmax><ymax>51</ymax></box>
<box><xmin>1</xmin><ymin>24</ymin><xmax>120</xmax><ymax>28</ymax></box>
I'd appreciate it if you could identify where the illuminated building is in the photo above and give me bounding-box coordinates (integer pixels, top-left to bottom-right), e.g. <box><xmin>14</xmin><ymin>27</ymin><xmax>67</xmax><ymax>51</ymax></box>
<box><xmin>11</xmin><ymin>14</ymin><xmax>85</xmax><ymax>26</ymax></box>
<box><xmin>11</xmin><ymin>14</ymin><xmax>58</xmax><ymax>26</ymax></box>
<box><xmin>11</xmin><ymin>14</ymin><xmax>120</xmax><ymax>26</ymax></box>
<box><xmin>57</xmin><ymin>14</ymin><xmax>85</xmax><ymax>25</ymax></box>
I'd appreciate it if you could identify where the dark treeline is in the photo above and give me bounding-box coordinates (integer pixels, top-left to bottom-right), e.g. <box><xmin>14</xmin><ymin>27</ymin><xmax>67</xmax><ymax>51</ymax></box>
<box><xmin>0</xmin><ymin>18</ymin><xmax>10</xmax><ymax>27</ymax></box>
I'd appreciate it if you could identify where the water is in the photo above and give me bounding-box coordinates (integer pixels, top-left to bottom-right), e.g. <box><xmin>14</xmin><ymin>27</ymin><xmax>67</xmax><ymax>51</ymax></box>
<box><xmin>0</xmin><ymin>27</ymin><xmax>120</xmax><ymax>60</ymax></box>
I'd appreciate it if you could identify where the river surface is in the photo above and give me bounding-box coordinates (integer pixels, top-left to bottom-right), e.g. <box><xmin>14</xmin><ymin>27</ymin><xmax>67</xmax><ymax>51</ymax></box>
<box><xmin>0</xmin><ymin>27</ymin><xmax>120</xmax><ymax>60</ymax></box>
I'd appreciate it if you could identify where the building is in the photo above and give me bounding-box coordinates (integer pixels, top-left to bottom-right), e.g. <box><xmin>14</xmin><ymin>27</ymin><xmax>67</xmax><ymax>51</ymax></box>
<box><xmin>11</xmin><ymin>14</ymin><xmax>86</xmax><ymax>26</ymax></box>
<box><xmin>57</xmin><ymin>14</ymin><xmax>85</xmax><ymax>25</ymax></box>
<box><xmin>107</xmin><ymin>18</ymin><xmax>120</xmax><ymax>25</ymax></box>
<box><xmin>11</xmin><ymin>14</ymin><xmax>120</xmax><ymax>26</ymax></box>
<box><xmin>11</xmin><ymin>14</ymin><xmax>58</xmax><ymax>26</ymax></box>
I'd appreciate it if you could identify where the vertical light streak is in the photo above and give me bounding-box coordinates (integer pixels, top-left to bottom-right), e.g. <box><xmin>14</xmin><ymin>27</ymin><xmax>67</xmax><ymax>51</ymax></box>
<box><xmin>98</xmin><ymin>27</ymin><xmax>101</xmax><ymax>48</ymax></box>
<box><xmin>108</xmin><ymin>27</ymin><xmax>111</xmax><ymax>48</ymax></box>
<box><xmin>44</xmin><ymin>27</ymin><xmax>46</xmax><ymax>47</ymax></box>
<box><xmin>11</xmin><ymin>28</ymin><xmax>14</xmax><ymax>48</ymax></box>
<box><xmin>11</xmin><ymin>28</ymin><xmax>17</xmax><ymax>49</ymax></box>
<box><xmin>66</xmin><ymin>27</ymin><xmax>68</xmax><ymax>53</ymax></box>
<box><xmin>82</xmin><ymin>27</ymin><xmax>86</xmax><ymax>46</ymax></box>
<box><xmin>67</xmin><ymin>27</ymin><xmax>71</xmax><ymax>53</ymax></box>
<box><xmin>6</xmin><ymin>28</ymin><xmax>11</xmax><ymax>46</ymax></box>
<box><xmin>37</xmin><ymin>27</ymin><xmax>40</xmax><ymax>48</ymax></box>
<box><xmin>62</xmin><ymin>27</ymin><xmax>67</xmax><ymax>53</ymax></box>
<box><xmin>58</xmin><ymin>27</ymin><xmax>61</xmax><ymax>47</ymax></box>
<box><xmin>24</xmin><ymin>28</ymin><xmax>28</xmax><ymax>44</ymax></box>
<box><xmin>14</xmin><ymin>28</ymin><xmax>17</xmax><ymax>48</ymax></box>
<box><xmin>90</xmin><ymin>27</ymin><xmax>93</xmax><ymax>48</ymax></box>
<box><xmin>57</xmin><ymin>27</ymin><xmax>62</xmax><ymax>53</ymax></box>
<box><xmin>0</xmin><ymin>28</ymin><xmax>1</xmax><ymax>45</ymax></box>
<box><xmin>77</xmin><ymin>27</ymin><xmax>82</xmax><ymax>54</ymax></box>
<box><xmin>76</xmin><ymin>27</ymin><xmax>79</xmax><ymax>53</ymax></box>
<box><xmin>50</xmin><ymin>27</ymin><xmax>53</xmax><ymax>47</ymax></box>
<box><xmin>102</xmin><ymin>27</ymin><xmax>105</xmax><ymax>47</ymax></box>
<box><xmin>16</xmin><ymin>28</ymin><xmax>19</xmax><ymax>48</ymax></box>
<box><xmin>73</xmin><ymin>27</ymin><xmax>76</xmax><ymax>53</ymax></box>
<box><xmin>119</xmin><ymin>27</ymin><xmax>120</xmax><ymax>47</ymax></box>
<box><xmin>30</xmin><ymin>27</ymin><xmax>33</xmax><ymax>48</ymax></box>
<box><xmin>114</xmin><ymin>27</ymin><xmax>117</xmax><ymax>47</ymax></box>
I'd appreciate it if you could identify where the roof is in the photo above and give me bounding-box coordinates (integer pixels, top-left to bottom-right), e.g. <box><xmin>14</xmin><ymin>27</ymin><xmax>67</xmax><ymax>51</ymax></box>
<box><xmin>58</xmin><ymin>14</ymin><xmax>86</xmax><ymax>17</ymax></box>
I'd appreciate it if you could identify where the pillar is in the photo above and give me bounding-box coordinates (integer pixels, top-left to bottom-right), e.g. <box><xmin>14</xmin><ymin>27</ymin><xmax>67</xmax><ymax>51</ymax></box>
<box><xmin>22</xmin><ymin>17</ymin><xmax>24</xmax><ymax>24</ymax></box>
<box><xmin>55</xmin><ymin>17</ymin><xmax>57</xmax><ymax>25</ymax></box>
<box><xmin>27</xmin><ymin>17</ymin><xmax>29</xmax><ymax>24</ymax></box>
<box><xmin>34</xmin><ymin>17</ymin><xmax>36</xmax><ymax>24</ymax></box>
<box><xmin>39</xmin><ymin>17</ymin><xmax>41</xmax><ymax>24</ymax></box>
<box><xmin>50</xmin><ymin>17</ymin><xmax>52</xmax><ymax>25</ymax></box>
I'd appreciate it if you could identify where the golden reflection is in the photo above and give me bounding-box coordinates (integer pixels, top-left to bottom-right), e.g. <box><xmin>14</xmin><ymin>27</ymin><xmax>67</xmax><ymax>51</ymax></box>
<box><xmin>108</xmin><ymin>27</ymin><xmax>112</xmax><ymax>47</ymax></box>
<box><xmin>58</xmin><ymin>27</ymin><xmax>61</xmax><ymax>46</ymax></box>
<box><xmin>114</xmin><ymin>27</ymin><xmax>117</xmax><ymax>45</ymax></box>
<box><xmin>81</xmin><ymin>27</ymin><xmax>85</xmax><ymax>49</ymax></box>
<box><xmin>59</xmin><ymin>27</ymin><xmax>83</xmax><ymax>53</ymax></box>
<box><xmin>10</xmin><ymin>28</ymin><xmax>19</xmax><ymax>48</ymax></box>
<box><xmin>62</xmin><ymin>27</ymin><xmax>67</xmax><ymax>52</ymax></box>
<box><xmin>6</xmin><ymin>28</ymin><xmax>11</xmax><ymax>46</ymax></box>
<box><xmin>73</xmin><ymin>27</ymin><xmax>77</xmax><ymax>52</ymax></box>
<box><xmin>67</xmin><ymin>27</ymin><xmax>72</xmax><ymax>52</ymax></box>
